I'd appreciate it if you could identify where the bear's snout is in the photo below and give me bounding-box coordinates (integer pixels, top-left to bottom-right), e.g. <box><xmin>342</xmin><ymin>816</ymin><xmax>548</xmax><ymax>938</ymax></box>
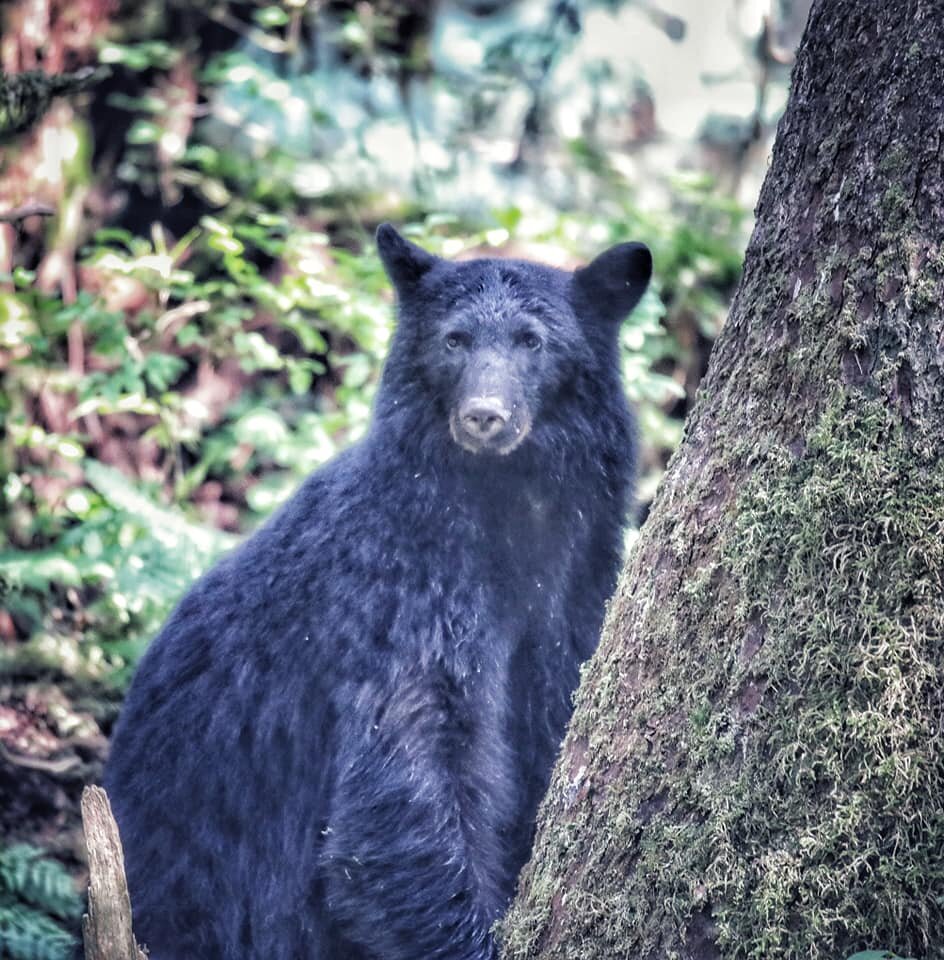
<box><xmin>450</xmin><ymin>394</ymin><xmax>529</xmax><ymax>455</ymax></box>
<box><xmin>459</xmin><ymin>397</ymin><xmax>510</xmax><ymax>440</ymax></box>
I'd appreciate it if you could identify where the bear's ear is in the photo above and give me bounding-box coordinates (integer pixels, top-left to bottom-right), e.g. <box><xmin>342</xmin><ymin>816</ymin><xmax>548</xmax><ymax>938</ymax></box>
<box><xmin>572</xmin><ymin>242</ymin><xmax>652</xmax><ymax>323</ymax></box>
<box><xmin>376</xmin><ymin>223</ymin><xmax>438</xmax><ymax>295</ymax></box>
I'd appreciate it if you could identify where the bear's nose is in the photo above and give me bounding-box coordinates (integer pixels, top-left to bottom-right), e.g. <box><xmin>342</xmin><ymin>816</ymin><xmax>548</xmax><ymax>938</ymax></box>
<box><xmin>460</xmin><ymin>398</ymin><xmax>510</xmax><ymax>440</ymax></box>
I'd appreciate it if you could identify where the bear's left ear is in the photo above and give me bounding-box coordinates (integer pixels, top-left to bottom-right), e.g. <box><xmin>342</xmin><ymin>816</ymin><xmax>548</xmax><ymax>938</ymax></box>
<box><xmin>376</xmin><ymin>223</ymin><xmax>438</xmax><ymax>296</ymax></box>
<box><xmin>572</xmin><ymin>242</ymin><xmax>652</xmax><ymax>323</ymax></box>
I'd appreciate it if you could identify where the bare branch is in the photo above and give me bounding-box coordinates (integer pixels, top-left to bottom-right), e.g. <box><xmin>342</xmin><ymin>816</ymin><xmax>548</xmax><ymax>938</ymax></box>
<box><xmin>0</xmin><ymin>202</ymin><xmax>56</xmax><ymax>223</ymax></box>
<box><xmin>81</xmin><ymin>785</ymin><xmax>148</xmax><ymax>960</ymax></box>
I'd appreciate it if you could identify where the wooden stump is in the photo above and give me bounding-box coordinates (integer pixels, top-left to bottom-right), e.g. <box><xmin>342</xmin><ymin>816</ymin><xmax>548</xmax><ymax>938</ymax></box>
<box><xmin>81</xmin><ymin>785</ymin><xmax>147</xmax><ymax>960</ymax></box>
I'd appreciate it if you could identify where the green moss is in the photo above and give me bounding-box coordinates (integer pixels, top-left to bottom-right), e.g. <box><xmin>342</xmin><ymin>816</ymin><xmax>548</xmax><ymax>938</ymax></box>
<box><xmin>816</xmin><ymin>134</ymin><xmax>840</xmax><ymax>166</ymax></box>
<box><xmin>878</xmin><ymin>143</ymin><xmax>910</xmax><ymax>176</ymax></box>
<box><xmin>705</xmin><ymin>399</ymin><xmax>944</xmax><ymax>956</ymax></box>
<box><xmin>912</xmin><ymin>277</ymin><xmax>938</xmax><ymax>311</ymax></box>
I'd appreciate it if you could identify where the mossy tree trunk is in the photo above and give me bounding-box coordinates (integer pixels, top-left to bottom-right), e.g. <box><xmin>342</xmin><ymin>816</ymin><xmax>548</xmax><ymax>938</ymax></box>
<box><xmin>500</xmin><ymin>2</ymin><xmax>944</xmax><ymax>958</ymax></box>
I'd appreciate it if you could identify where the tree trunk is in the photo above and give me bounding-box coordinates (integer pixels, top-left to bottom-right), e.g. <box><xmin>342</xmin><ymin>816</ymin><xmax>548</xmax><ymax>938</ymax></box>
<box><xmin>500</xmin><ymin>2</ymin><xmax>944</xmax><ymax>958</ymax></box>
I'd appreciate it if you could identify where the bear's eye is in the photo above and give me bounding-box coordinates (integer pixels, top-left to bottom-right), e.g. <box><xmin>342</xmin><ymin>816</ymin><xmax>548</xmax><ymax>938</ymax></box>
<box><xmin>445</xmin><ymin>332</ymin><xmax>469</xmax><ymax>350</ymax></box>
<box><xmin>517</xmin><ymin>331</ymin><xmax>543</xmax><ymax>351</ymax></box>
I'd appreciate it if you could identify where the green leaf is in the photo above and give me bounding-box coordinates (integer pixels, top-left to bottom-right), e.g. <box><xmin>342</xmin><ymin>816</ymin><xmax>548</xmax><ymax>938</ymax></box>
<box><xmin>0</xmin><ymin>552</ymin><xmax>83</xmax><ymax>590</ymax></box>
<box><xmin>246</xmin><ymin>472</ymin><xmax>296</xmax><ymax>513</ymax></box>
<box><xmin>142</xmin><ymin>352</ymin><xmax>187</xmax><ymax>392</ymax></box>
<box><xmin>176</xmin><ymin>323</ymin><xmax>203</xmax><ymax>347</ymax></box>
<box><xmin>233</xmin><ymin>408</ymin><xmax>288</xmax><ymax>449</ymax></box>
<box><xmin>83</xmin><ymin>460</ymin><xmax>237</xmax><ymax>557</ymax></box>
<box><xmin>126</xmin><ymin>120</ymin><xmax>161</xmax><ymax>145</ymax></box>
<box><xmin>99</xmin><ymin>40</ymin><xmax>178</xmax><ymax>70</ymax></box>
<box><xmin>207</xmin><ymin>233</ymin><xmax>245</xmax><ymax>256</ymax></box>
<box><xmin>233</xmin><ymin>331</ymin><xmax>282</xmax><ymax>371</ymax></box>
<box><xmin>288</xmin><ymin>361</ymin><xmax>313</xmax><ymax>395</ymax></box>
<box><xmin>253</xmin><ymin>5</ymin><xmax>290</xmax><ymax>27</ymax></box>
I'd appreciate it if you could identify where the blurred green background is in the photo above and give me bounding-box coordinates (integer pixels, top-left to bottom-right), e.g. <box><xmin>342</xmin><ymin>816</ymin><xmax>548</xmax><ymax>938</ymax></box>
<box><xmin>0</xmin><ymin>1</ymin><xmax>807</xmax><ymax>955</ymax></box>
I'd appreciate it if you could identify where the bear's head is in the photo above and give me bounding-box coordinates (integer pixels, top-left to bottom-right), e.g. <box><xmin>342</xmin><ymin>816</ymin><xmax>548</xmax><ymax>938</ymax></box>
<box><xmin>376</xmin><ymin>224</ymin><xmax>651</xmax><ymax>458</ymax></box>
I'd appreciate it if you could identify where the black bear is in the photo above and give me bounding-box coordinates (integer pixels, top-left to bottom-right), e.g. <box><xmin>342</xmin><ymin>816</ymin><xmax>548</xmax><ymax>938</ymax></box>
<box><xmin>105</xmin><ymin>224</ymin><xmax>651</xmax><ymax>960</ymax></box>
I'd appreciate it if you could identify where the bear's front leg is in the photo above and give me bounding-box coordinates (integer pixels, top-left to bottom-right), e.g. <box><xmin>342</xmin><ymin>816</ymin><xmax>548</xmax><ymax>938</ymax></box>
<box><xmin>320</xmin><ymin>670</ymin><xmax>513</xmax><ymax>960</ymax></box>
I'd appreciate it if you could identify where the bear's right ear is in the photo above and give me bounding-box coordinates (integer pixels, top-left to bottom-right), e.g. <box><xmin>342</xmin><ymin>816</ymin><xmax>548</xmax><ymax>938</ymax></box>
<box><xmin>376</xmin><ymin>223</ymin><xmax>438</xmax><ymax>295</ymax></box>
<box><xmin>572</xmin><ymin>241</ymin><xmax>652</xmax><ymax>324</ymax></box>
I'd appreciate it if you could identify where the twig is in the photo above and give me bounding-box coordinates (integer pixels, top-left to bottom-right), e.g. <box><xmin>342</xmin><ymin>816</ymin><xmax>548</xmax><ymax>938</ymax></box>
<box><xmin>0</xmin><ymin>741</ymin><xmax>82</xmax><ymax>775</ymax></box>
<box><xmin>0</xmin><ymin>202</ymin><xmax>56</xmax><ymax>223</ymax></box>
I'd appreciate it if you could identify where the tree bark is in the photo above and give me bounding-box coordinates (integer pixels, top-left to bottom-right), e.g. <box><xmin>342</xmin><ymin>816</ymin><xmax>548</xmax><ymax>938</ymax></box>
<box><xmin>500</xmin><ymin>2</ymin><xmax>944</xmax><ymax>958</ymax></box>
<box><xmin>81</xmin><ymin>786</ymin><xmax>147</xmax><ymax>960</ymax></box>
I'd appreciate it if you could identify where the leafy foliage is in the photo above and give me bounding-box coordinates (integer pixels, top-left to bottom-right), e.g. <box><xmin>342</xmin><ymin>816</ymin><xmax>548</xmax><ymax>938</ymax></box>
<box><xmin>0</xmin><ymin>845</ymin><xmax>82</xmax><ymax>960</ymax></box>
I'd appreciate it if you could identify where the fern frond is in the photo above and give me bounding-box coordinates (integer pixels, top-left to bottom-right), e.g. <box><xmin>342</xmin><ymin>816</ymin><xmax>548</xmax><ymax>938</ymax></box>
<box><xmin>0</xmin><ymin>846</ymin><xmax>82</xmax><ymax>921</ymax></box>
<box><xmin>0</xmin><ymin>902</ymin><xmax>76</xmax><ymax>960</ymax></box>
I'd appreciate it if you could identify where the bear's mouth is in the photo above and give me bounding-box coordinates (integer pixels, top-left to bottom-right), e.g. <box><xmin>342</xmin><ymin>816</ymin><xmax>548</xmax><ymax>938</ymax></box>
<box><xmin>448</xmin><ymin>410</ymin><xmax>532</xmax><ymax>456</ymax></box>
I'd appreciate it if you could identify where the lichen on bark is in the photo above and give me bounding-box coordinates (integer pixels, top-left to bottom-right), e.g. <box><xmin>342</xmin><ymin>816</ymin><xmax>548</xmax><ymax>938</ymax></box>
<box><xmin>0</xmin><ymin>69</ymin><xmax>101</xmax><ymax>143</ymax></box>
<box><xmin>499</xmin><ymin>1</ymin><xmax>944</xmax><ymax>958</ymax></box>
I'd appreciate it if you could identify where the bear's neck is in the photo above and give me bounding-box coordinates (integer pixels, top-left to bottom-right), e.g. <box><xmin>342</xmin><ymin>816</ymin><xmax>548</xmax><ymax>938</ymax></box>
<box><xmin>363</xmin><ymin>397</ymin><xmax>613</xmax><ymax>561</ymax></box>
<box><xmin>364</xmin><ymin>374</ymin><xmax>633</xmax><ymax>549</ymax></box>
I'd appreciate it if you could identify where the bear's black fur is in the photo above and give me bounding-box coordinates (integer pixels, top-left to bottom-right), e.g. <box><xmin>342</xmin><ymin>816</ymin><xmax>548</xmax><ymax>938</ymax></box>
<box><xmin>105</xmin><ymin>225</ymin><xmax>651</xmax><ymax>960</ymax></box>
